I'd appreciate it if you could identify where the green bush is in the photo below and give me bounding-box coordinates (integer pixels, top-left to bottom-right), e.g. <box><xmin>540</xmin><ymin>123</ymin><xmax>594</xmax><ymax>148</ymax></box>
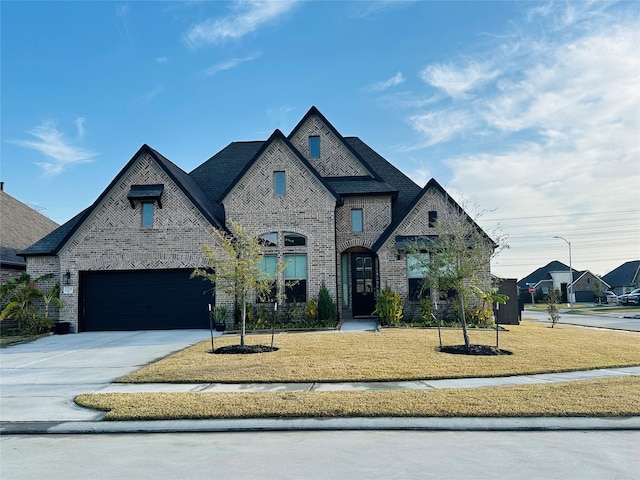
<box><xmin>317</xmin><ymin>282</ymin><xmax>337</xmax><ymax>326</ymax></box>
<box><xmin>374</xmin><ymin>285</ymin><xmax>403</xmax><ymax>326</ymax></box>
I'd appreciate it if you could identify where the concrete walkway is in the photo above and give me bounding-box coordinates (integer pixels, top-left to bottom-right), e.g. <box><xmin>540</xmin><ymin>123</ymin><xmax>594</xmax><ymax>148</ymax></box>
<box><xmin>97</xmin><ymin>365</ymin><xmax>640</xmax><ymax>394</ymax></box>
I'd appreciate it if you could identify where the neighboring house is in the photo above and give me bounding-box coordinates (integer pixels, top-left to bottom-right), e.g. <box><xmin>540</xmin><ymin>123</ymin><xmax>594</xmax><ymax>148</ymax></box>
<box><xmin>601</xmin><ymin>261</ymin><xmax>640</xmax><ymax>296</ymax></box>
<box><xmin>517</xmin><ymin>261</ymin><xmax>609</xmax><ymax>303</ymax></box>
<box><xmin>20</xmin><ymin>107</ymin><xmax>494</xmax><ymax>332</ymax></box>
<box><xmin>569</xmin><ymin>270</ymin><xmax>610</xmax><ymax>303</ymax></box>
<box><xmin>0</xmin><ymin>183</ymin><xmax>58</xmax><ymax>284</ymax></box>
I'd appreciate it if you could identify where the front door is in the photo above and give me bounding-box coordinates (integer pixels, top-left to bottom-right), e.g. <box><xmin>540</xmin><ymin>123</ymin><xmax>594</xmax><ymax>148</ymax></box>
<box><xmin>351</xmin><ymin>254</ymin><xmax>376</xmax><ymax>316</ymax></box>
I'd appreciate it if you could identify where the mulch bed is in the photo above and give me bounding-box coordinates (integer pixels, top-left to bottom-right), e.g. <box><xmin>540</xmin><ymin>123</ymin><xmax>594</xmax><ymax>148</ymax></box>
<box><xmin>440</xmin><ymin>344</ymin><xmax>513</xmax><ymax>356</ymax></box>
<box><xmin>213</xmin><ymin>345</ymin><xmax>279</xmax><ymax>355</ymax></box>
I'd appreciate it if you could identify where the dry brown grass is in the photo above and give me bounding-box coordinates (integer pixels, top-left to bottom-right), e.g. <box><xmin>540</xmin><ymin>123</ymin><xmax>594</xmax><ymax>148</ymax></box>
<box><xmin>118</xmin><ymin>321</ymin><xmax>640</xmax><ymax>384</ymax></box>
<box><xmin>76</xmin><ymin>375</ymin><xmax>640</xmax><ymax>420</ymax></box>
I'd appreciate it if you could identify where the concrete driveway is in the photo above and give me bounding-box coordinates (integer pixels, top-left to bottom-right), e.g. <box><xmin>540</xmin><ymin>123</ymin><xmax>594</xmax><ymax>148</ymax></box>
<box><xmin>0</xmin><ymin>330</ymin><xmax>210</xmax><ymax>422</ymax></box>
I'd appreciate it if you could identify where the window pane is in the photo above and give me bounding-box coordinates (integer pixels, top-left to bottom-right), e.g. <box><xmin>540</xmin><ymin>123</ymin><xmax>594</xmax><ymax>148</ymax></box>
<box><xmin>428</xmin><ymin>210</ymin><xmax>438</xmax><ymax>228</ymax></box>
<box><xmin>274</xmin><ymin>171</ymin><xmax>285</xmax><ymax>195</ymax></box>
<box><xmin>309</xmin><ymin>136</ymin><xmax>320</xmax><ymax>158</ymax></box>
<box><xmin>285</xmin><ymin>280</ymin><xmax>307</xmax><ymax>303</ymax></box>
<box><xmin>259</xmin><ymin>255</ymin><xmax>277</xmax><ymax>278</ymax></box>
<box><xmin>260</xmin><ymin>232</ymin><xmax>278</xmax><ymax>247</ymax></box>
<box><xmin>284</xmin><ymin>232</ymin><xmax>306</xmax><ymax>246</ymax></box>
<box><xmin>352</xmin><ymin>209</ymin><xmax>363</xmax><ymax>232</ymax></box>
<box><xmin>409</xmin><ymin>279</ymin><xmax>429</xmax><ymax>300</ymax></box>
<box><xmin>407</xmin><ymin>253</ymin><xmax>429</xmax><ymax>278</ymax></box>
<box><xmin>341</xmin><ymin>253</ymin><xmax>349</xmax><ymax>307</ymax></box>
<box><xmin>142</xmin><ymin>203</ymin><xmax>154</xmax><ymax>227</ymax></box>
<box><xmin>284</xmin><ymin>255</ymin><xmax>307</xmax><ymax>279</ymax></box>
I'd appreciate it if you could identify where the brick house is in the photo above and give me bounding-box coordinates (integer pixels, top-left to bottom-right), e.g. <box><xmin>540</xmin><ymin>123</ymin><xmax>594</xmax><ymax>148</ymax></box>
<box><xmin>21</xmin><ymin>107</ymin><xmax>494</xmax><ymax>332</ymax></box>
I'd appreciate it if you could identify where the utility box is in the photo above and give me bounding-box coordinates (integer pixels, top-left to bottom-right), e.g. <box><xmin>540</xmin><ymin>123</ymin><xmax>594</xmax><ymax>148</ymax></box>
<box><xmin>496</xmin><ymin>278</ymin><xmax>519</xmax><ymax>325</ymax></box>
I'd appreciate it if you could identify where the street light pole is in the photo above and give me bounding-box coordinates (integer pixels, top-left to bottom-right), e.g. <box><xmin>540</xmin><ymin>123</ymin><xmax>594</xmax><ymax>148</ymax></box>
<box><xmin>553</xmin><ymin>235</ymin><xmax>573</xmax><ymax>309</ymax></box>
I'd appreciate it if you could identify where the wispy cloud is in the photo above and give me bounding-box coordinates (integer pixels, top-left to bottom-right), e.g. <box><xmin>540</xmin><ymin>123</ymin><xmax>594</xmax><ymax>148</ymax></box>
<box><xmin>115</xmin><ymin>4</ymin><xmax>132</xmax><ymax>41</ymax></box>
<box><xmin>11</xmin><ymin>120</ymin><xmax>96</xmax><ymax>176</ymax></box>
<box><xmin>203</xmin><ymin>53</ymin><xmax>260</xmax><ymax>76</ymax></box>
<box><xmin>363</xmin><ymin>72</ymin><xmax>405</xmax><ymax>93</ymax></box>
<box><xmin>137</xmin><ymin>85</ymin><xmax>165</xmax><ymax>102</ymax></box>
<box><xmin>156</xmin><ymin>56</ymin><xmax>168</xmax><ymax>64</ymax></box>
<box><xmin>184</xmin><ymin>0</ymin><xmax>297</xmax><ymax>48</ymax></box>
<box><xmin>405</xmin><ymin>2</ymin><xmax>640</xmax><ymax>278</ymax></box>
<box><xmin>348</xmin><ymin>0</ymin><xmax>414</xmax><ymax>19</ymax></box>
<box><xmin>420</xmin><ymin>60</ymin><xmax>501</xmax><ymax>99</ymax></box>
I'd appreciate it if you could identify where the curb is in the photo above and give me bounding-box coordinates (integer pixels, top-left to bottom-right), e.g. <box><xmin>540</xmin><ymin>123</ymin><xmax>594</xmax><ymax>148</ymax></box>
<box><xmin>3</xmin><ymin>416</ymin><xmax>640</xmax><ymax>435</ymax></box>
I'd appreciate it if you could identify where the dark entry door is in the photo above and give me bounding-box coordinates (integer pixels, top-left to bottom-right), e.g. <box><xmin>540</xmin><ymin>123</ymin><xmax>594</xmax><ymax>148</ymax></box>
<box><xmin>351</xmin><ymin>254</ymin><xmax>376</xmax><ymax>316</ymax></box>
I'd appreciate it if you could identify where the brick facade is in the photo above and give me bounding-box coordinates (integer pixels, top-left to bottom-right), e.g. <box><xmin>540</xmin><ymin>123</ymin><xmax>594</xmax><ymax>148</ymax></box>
<box><xmin>29</xmin><ymin>154</ymin><xmax>218</xmax><ymax>331</ymax></box>
<box><xmin>23</xmin><ymin>107</ymin><xmax>494</xmax><ymax>331</ymax></box>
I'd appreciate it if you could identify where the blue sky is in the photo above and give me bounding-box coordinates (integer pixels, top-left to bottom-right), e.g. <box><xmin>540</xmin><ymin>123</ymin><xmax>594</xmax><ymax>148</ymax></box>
<box><xmin>2</xmin><ymin>1</ymin><xmax>639</xmax><ymax>281</ymax></box>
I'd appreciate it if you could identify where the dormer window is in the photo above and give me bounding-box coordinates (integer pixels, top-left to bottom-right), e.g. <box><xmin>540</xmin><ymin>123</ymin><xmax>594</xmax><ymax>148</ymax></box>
<box><xmin>127</xmin><ymin>184</ymin><xmax>164</xmax><ymax>228</ymax></box>
<box><xmin>142</xmin><ymin>203</ymin><xmax>154</xmax><ymax>228</ymax></box>
<box><xmin>309</xmin><ymin>136</ymin><xmax>320</xmax><ymax>158</ymax></box>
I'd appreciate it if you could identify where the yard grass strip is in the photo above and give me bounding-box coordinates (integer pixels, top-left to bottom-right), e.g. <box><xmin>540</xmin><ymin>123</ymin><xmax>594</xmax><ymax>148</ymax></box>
<box><xmin>76</xmin><ymin>376</ymin><xmax>640</xmax><ymax>420</ymax></box>
<box><xmin>117</xmin><ymin>321</ymin><xmax>640</xmax><ymax>384</ymax></box>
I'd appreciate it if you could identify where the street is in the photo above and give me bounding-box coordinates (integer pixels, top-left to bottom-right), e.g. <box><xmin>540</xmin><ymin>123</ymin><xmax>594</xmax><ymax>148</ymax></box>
<box><xmin>2</xmin><ymin>430</ymin><xmax>639</xmax><ymax>480</ymax></box>
<box><xmin>523</xmin><ymin>309</ymin><xmax>640</xmax><ymax>332</ymax></box>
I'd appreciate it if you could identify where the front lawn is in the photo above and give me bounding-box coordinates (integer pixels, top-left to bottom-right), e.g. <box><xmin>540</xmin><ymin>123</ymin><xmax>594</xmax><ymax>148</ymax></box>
<box><xmin>76</xmin><ymin>321</ymin><xmax>640</xmax><ymax>420</ymax></box>
<box><xmin>76</xmin><ymin>377</ymin><xmax>640</xmax><ymax>420</ymax></box>
<box><xmin>117</xmin><ymin>321</ymin><xmax>640</xmax><ymax>383</ymax></box>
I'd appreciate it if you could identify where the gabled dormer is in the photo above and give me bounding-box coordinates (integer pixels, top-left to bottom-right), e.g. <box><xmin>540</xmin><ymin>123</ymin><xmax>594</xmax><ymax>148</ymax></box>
<box><xmin>288</xmin><ymin>106</ymin><xmax>381</xmax><ymax>179</ymax></box>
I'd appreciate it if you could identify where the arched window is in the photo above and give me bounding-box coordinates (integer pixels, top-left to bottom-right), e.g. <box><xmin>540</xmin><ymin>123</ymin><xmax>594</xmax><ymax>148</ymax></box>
<box><xmin>284</xmin><ymin>232</ymin><xmax>306</xmax><ymax>247</ymax></box>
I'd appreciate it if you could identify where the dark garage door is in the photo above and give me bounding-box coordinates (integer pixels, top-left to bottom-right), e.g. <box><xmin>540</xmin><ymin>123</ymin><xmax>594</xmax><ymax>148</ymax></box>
<box><xmin>80</xmin><ymin>269</ymin><xmax>212</xmax><ymax>331</ymax></box>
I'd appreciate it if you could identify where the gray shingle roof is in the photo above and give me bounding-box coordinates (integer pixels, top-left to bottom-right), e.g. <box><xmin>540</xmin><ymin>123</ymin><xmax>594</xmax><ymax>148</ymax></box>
<box><xmin>602</xmin><ymin>260</ymin><xmax>640</xmax><ymax>288</ymax></box>
<box><xmin>517</xmin><ymin>261</ymin><xmax>572</xmax><ymax>287</ymax></box>
<box><xmin>324</xmin><ymin>177</ymin><xmax>398</xmax><ymax>197</ymax></box>
<box><xmin>19</xmin><ymin>108</ymin><xmax>477</xmax><ymax>260</ymax></box>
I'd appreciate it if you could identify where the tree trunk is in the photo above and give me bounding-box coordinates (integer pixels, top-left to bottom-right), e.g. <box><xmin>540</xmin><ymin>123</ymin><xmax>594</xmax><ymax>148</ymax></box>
<box><xmin>459</xmin><ymin>294</ymin><xmax>470</xmax><ymax>348</ymax></box>
<box><xmin>241</xmin><ymin>294</ymin><xmax>246</xmax><ymax>347</ymax></box>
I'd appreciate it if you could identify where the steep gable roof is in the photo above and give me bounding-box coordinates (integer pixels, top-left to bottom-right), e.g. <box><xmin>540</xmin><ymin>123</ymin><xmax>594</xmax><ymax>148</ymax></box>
<box><xmin>20</xmin><ymin>145</ymin><xmax>222</xmax><ymax>257</ymax></box>
<box><xmin>189</xmin><ymin>108</ymin><xmax>425</xmax><ymax>225</ymax></box>
<box><xmin>570</xmin><ymin>270</ymin><xmax>609</xmax><ymax>289</ymax></box>
<box><xmin>189</xmin><ymin>140</ymin><xmax>264</xmax><ymax>220</ymax></box>
<box><xmin>217</xmin><ymin>129</ymin><xmax>341</xmax><ymax>204</ymax></box>
<box><xmin>602</xmin><ymin>260</ymin><xmax>640</xmax><ymax>288</ymax></box>
<box><xmin>288</xmin><ymin>106</ymin><xmax>383</xmax><ymax>181</ymax></box>
<box><xmin>371</xmin><ymin>177</ymin><xmax>496</xmax><ymax>252</ymax></box>
<box><xmin>517</xmin><ymin>260</ymin><xmax>570</xmax><ymax>288</ymax></box>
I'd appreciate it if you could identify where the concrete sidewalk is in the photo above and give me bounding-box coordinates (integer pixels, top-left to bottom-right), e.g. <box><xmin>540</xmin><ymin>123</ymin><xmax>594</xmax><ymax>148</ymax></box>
<box><xmin>96</xmin><ymin>365</ymin><xmax>640</xmax><ymax>393</ymax></box>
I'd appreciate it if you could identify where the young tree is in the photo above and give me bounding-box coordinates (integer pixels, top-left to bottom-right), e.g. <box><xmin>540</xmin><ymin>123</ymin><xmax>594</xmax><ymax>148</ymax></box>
<box><xmin>192</xmin><ymin>220</ymin><xmax>277</xmax><ymax>347</ymax></box>
<box><xmin>547</xmin><ymin>288</ymin><xmax>561</xmax><ymax>328</ymax></box>
<box><xmin>411</xmin><ymin>202</ymin><xmax>505</xmax><ymax>348</ymax></box>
